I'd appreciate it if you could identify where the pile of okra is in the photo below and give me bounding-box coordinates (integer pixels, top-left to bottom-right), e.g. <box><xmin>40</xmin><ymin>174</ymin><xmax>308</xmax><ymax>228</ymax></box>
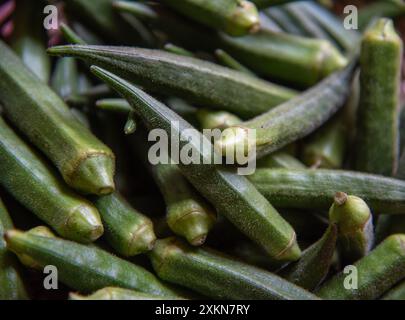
<box><xmin>1</xmin><ymin>0</ymin><xmax>405</xmax><ymax>301</ymax></box>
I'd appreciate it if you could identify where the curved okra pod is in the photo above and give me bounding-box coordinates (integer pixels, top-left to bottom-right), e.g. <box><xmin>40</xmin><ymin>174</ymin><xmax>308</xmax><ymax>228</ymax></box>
<box><xmin>69</xmin><ymin>287</ymin><xmax>180</xmax><ymax>300</ymax></box>
<box><xmin>5</xmin><ymin>230</ymin><xmax>182</xmax><ymax>298</ymax></box>
<box><xmin>0</xmin><ymin>198</ymin><xmax>28</xmax><ymax>300</ymax></box>
<box><xmin>280</xmin><ymin>224</ymin><xmax>337</xmax><ymax>291</ymax></box>
<box><xmin>355</xmin><ymin>19</ymin><xmax>402</xmax><ymax>176</ymax></box>
<box><xmin>218</xmin><ymin>29</ymin><xmax>347</xmax><ymax>87</ymax></box>
<box><xmin>358</xmin><ymin>0</ymin><xmax>405</xmax><ymax>31</ymax></box>
<box><xmin>0</xmin><ymin>40</ymin><xmax>115</xmax><ymax>195</ymax></box>
<box><xmin>160</xmin><ymin>0</ymin><xmax>260</xmax><ymax>36</ymax></box>
<box><xmin>47</xmin><ymin>45</ymin><xmax>297</xmax><ymax>119</ymax></box>
<box><xmin>249</xmin><ymin>169</ymin><xmax>405</xmax><ymax>215</ymax></box>
<box><xmin>382</xmin><ymin>280</ymin><xmax>405</xmax><ymax>300</ymax></box>
<box><xmin>257</xmin><ymin>152</ymin><xmax>306</xmax><ymax>169</ymax></box>
<box><xmin>150</xmin><ymin>238</ymin><xmax>318</xmax><ymax>300</ymax></box>
<box><xmin>0</xmin><ymin>117</ymin><xmax>104</xmax><ymax>243</ymax></box>
<box><xmin>317</xmin><ymin>234</ymin><xmax>405</xmax><ymax>300</ymax></box>
<box><xmin>91</xmin><ymin>66</ymin><xmax>301</xmax><ymax>262</ymax></box>
<box><xmin>215</xmin><ymin>62</ymin><xmax>355</xmax><ymax>160</ymax></box>
<box><xmin>329</xmin><ymin>193</ymin><xmax>374</xmax><ymax>263</ymax></box>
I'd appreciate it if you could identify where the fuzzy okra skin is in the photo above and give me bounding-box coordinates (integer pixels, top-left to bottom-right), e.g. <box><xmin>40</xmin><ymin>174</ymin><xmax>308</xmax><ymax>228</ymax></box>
<box><xmin>250</xmin><ymin>169</ymin><xmax>405</xmax><ymax>215</ymax></box>
<box><xmin>92</xmin><ymin>66</ymin><xmax>301</xmax><ymax>262</ymax></box>
<box><xmin>0</xmin><ymin>117</ymin><xmax>104</xmax><ymax>243</ymax></box>
<box><xmin>218</xmin><ymin>29</ymin><xmax>348</xmax><ymax>87</ymax></box>
<box><xmin>318</xmin><ymin>234</ymin><xmax>405</xmax><ymax>300</ymax></box>
<box><xmin>216</xmin><ymin>62</ymin><xmax>355</xmax><ymax>160</ymax></box>
<box><xmin>47</xmin><ymin>45</ymin><xmax>297</xmax><ymax>119</ymax></box>
<box><xmin>160</xmin><ymin>0</ymin><xmax>260</xmax><ymax>36</ymax></box>
<box><xmin>93</xmin><ymin>193</ymin><xmax>156</xmax><ymax>256</ymax></box>
<box><xmin>355</xmin><ymin>19</ymin><xmax>402</xmax><ymax>177</ymax></box>
<box><xmin>5</xmin><ymin>230</ymin><xmax>182</xmax><ymax>298</ymax></box>
<box><xmin>0</xmin><ymin>198</ymin><xmax>28</xmax><ymax>300</ymax></box>
<box><xmin>280</xmin><ymin>224</ymin><xmax>337</xmax><ymax>291</ymax></box>
<box><xmin>382</xmin><ymin>280</ymin><xmax>405</xmax><ymax>300</ymax></box>
<box><xmin>150</xmin><ymin>238</ymin><xmax>318</xmax><ymax>300</ymax></box>
<box><xmin>0</xmin><ymin>40</ymin><xmax>115</xmax><ymax>196</ymax></box>
<box><xmin>69</xmin><ymin>287</ymin><xmax>179</xmax><ymax>300</ymax></box>
<box><xmin>329</xmin><ymin>193</ymin><xmax>374</xmax><ymax>263</ymax></box>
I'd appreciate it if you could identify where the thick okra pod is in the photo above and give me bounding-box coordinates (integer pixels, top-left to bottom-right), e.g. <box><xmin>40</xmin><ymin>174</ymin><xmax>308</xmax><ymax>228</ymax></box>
<box><xmin>280</xmin><ymin>224</ymin><xmax>337</xmax><ymax>291</ymax></box>
<box><xmin>382</xmin><ymin>281</ymin><xmax>405</xmax><ymax>300</ymax></box>
<box><xmin>218</xmin><ymin>30</ymin><xmax>347</xmax><ymax>87</ymax></box>
<box><xmin>70</xmin><ymin>287</ymin><xmax>178</xmax><ymax>300</ymax></box>
<box><xmin>160</xmin><ymin>0</ymin><xmax>260</xmax><ymax>36</ymax></box>
<box><xmin>329</xmin><ymin>193</ymin><xmax>374</xmax><ymax>263</ymax></box>
<box><xmin>216</xmin><ymin>63</ymin><xmax>355</xmax><ymax>159</ymax></box>
<box><xmin>47</xmin><ymin>45</ymin><xmax>297</xmax><ymax>119</ymax></box>
<box><xmin>150</xmin><ymin>238</ymin><xmax>318</xmax><ymax>300</ymax></box>
<box><xmin>0</xmin><ymin>117</ymin><xmax>103</xmax><ymax>243</ymax></box>
<box><xmin>0</xmin><ymin>40</ymin><xmax>115</xmax><ymax>195</ymax></box>
<box><xmin>92</xmin><ymin>66</ymin><xmax>301</xmax><ymax>262</ymax></box>
<box><xmin>5</xmin><ymin>230</ymin><xmax>182</xmax><ymax>298</ymax></box>
<box><xmin>93</xmin><ymin>193</ymin><xmax>156</xmax><ymax>256</ymax></box>
<box><xmin>358</xmin><ymin>0</ymin><xmax>405</xmax><ymax>31</ymax></box>
<box><xmin>355</xmin><ymin>19</ymin><xmax>402</xmax><ymax>176</ymax></box>
<box><xmin>0</xmin><ymin>198</ymin><xmax>28</xmax><ymax>300</ymax></box>
<box><xmin>250</xmin><ymin>169</ymin><xmax>405</xmax><ymax>215</ymax></box>
<box><xmin>318</xmin><ymin>234</ymin><xmax>405</xmax><ymax>300</ymax></box>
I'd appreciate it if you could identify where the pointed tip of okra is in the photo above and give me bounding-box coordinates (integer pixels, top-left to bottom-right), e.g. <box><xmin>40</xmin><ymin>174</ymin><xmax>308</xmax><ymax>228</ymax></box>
<box><xmin>320</xmin><ymin>42</ymin><xmax>348</xmax><ymax>78</ymax></box>
<box><xmin>69</xmin><ymin>154</ymin><xmax>115</xmax><ymax>196</ymax></box>
<box><xmin>65</xmin><ymin>204</ymin><xmax>104</xmax><ymax>243</ymax></box>
<box><xmin>275</xmin><ymin>232</ymin><xmax>302</xmax><ymax>262</ymax></box>
<box><xmin>227</xmin><ymin>1</ymin><xmax>260</xmax><ymax>36</ymax></box>
<box><xmin>363</xmin><ymin>18</ymin><xmax>402</xmax><ymax>44</ymax></box>
<box><xmin>126</xmin><ymin>222</ymin><xmax>157</xmax><ymax>256</ymax></box>
<box><xmin>214</xmin><ymin>126</ymin><xmax>257</xmax><ymax>161</ymax></box>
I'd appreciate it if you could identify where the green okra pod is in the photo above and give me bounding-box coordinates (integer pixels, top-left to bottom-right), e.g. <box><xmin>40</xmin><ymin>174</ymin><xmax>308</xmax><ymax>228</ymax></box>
<box><xmin>329</xmin><ymin>192</ymin><xmax>374</xmax><ymax>263</ymax></box>
<box><xmin>160</xmin><ymin>0</ymin><xmax>260</xmax><ymax>36</ymax></box>
<box><xmin>51</xmin><ymin>58</ymin><xmax>80</xmax><ymax>100</ymax></box>
<box><xmin>92</xmin><ymin>66</ymin><xmax>301</xmax><ymax>262</ymax></box>
<box><xmin>355</xmin><ymin>19</ymin><xmax>402</xmax><ymax>176</ymax></box>
<box><xmin>47</xmin><ymin>45</ymin><xmax>297</xmax><ymax>119</ymax></box>
<box><xmin>251</xmin><ymin>0</ymin><xmax>299</xmax><ymax>9</ymax></box>
<box><xmin>218</xmin><ymin>29</ymin><xmax>347</xmax><ymax>87</ymax></box>
<box><xmin>215</xmin><ymin>63</ymin><xmax>355</xmax><ymax>159</ymax></box>
<box><xmin>93</xmin><ymin>192</ymin><xmax>156</xmax><ymax>256</ymax></box>
<box><xmin>5</xmin><ymin>230</ymin><xmax>182</xmax><ymax>298</ymax></box>
<box><xmin>257</xmin><ymin>152</ymin><xmax>306</xmax><ymax>169</ymax></box>
<box><xmin>358</xmin><ymin>0</ymin><xmax>405</xmax><ymax>31</ymax></box>
<box><xmin>0</xmin><ymin>117</ymin><xmax>104</xmax><ymax>243</ymax></box>
<box><xmin>214</xmin><ymin>49</ymin><xmax>255</xmax><ymax>76</ymax></box>
<box><xmin>163</xmin><ymin>43</ymin><xmax>194</xmax><ymax>57</ymax></box>
<box><xmin>0</xmin><ymin>40</ymin><xmax>115</xmax><ymax>195</ymax></box>
<box><xmin>280</xmin><ymin>224</ymin><xmax>337</xmax><ymax>291</ymax></box>
<box><xmin>258</xmin><ymin>13</ymin><xmax>282</xmax><ymax>33</ymax></box>
<box><xmin>96</xmin><ymin>98</ymin><xmax>132</xmax><ymax>114</ymax></box>
<box><xmin>264</xmin><ymin>7</ymin><xmax>306</xmax><ymax>36</ymax></box>
<box><xmin>0</xmin><ymin>198</ymin><xmax>28</xmax><ymax>300</ymax></box>
<box><xmin>69</xmin><ymin>287</ymin><xmax>179</xmax><ymax>300</ymax></box>
<box><xmin>249</xmin><ymin>168</ymin><xmax>405</xmax><ymax>215</ymax></box>
<box><xmin>60</xmin><ymin>23</ymin><xmax>87</xmax><ymax>45</ymax></box>
<box><xmin>196</xmin><ymin>109</ymin><xmax>242</xmax><ymax>130</ymax></box>
<box><xmin>150</xmin><ymin>238</ymin><xmax>318</xmax><ymax>300</ymax></box>
<box><xmin>318</xmin><ymin>234</ymin><xmax>405</xmax><ymax>300</ymax></box>
<box><xmin>382</xmin><ymin>280</ymin><xmax>405</xmax><ymax>300</ymax></box>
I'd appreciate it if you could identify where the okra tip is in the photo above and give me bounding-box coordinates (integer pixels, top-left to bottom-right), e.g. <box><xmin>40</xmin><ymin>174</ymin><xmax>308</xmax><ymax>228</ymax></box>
<box><xmin>127</xmin><ymin>222</ymin><xmax>157</xmax><ymax>256</ymax></box>
<box><xmin>149</xmin><ymin>237</ymin><xmax>184</xmax><ymax>273</ymax></box>
<box><xmin>364</xmin><ymin>18</ymin><xmax>401</xmax><ymax>44</ymax></box>
<box><xmin>276</xmin><ymin>232</ymin><xmax>301</xmax><ymax>262</ymax></box>
<box><xmin>214</xmin><ymin>126</ymin><xmax>256</xmax><ymax>161</ymax></box>
<box><xmin>228</xmin><ymin>1</ymin><xmax>261</xmax><ymax>36</ymax></box>
<box><xmin>320</xmin><ymin>42</ymin><xmax>349</xmax><ymax>78</ymax></box>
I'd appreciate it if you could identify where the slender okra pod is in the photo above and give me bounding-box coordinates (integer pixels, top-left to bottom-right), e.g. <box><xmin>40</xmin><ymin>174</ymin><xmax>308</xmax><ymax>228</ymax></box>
<box><xmin>60</xmin><ymin>23</ymin><xmax>87</xmax><ymax>45</ymax></box>
<box><xmin>160</xmin><ymin>0</ymin><xmax>260</xmax><ymax>36</ymax></box>
<box><xmin>5</xmin><ymin>230</ymin><xmax>182</xmax><ymax>298</ymax></box>
<box><xmin>280</xmin><ymin>224</ymin><xmax>337</xmax><ymax>291</ymax></box>
<box><xmin>0</xmin><ymin>40</ymin><xmax>115</xmax><ymax>195</ymax></box>
<box><xmin>249</xmin><ymin>169</ymin><xmax>405</xmax><ymax>215</ymax></box>
<box><xmin>51</xmin><ymin>58</ymin><xmax>80</xmax><ymax>100</ymax></box>
<box><xmin>215</xmin><ymin>62</ymin><xmax>355</xmax><ymax>160</ymax></box>
<box><xmin>150</xmin><ymin>238</ymin><xmax>318</xmax><ymax>300</ymax></box>
<box><xmin>358</xmin><ymin>0</ymin><xmax>405</xmax><ymax>31</ymax></box>
<box><xmin>196</xmin><ymin>109</ymin><xmax>242</xmax><ymax>130</ymax></box>
<box><xmin>317</xmin><ymin>234</ymin><xmax>405</xmax><ymax>300</ymax></box>
<box><xmin>257</xmin><ymin>152</ymin><xmax>306</xmax><ymax>169</ymax></box>
<box><xmin>214</xmin><ymin>49</ymin><xmax>255</xmax><ymax>76</ymax></box>
<box><xmin>0</xmin><ymin>117</ymin><xmax>103</xmax><ymax>243</ymax></box>
<box><xmin>329</xmin><ymin>193</ymin><xmax>374</xmax><ymax>263</ymax></box>
<box><xmin>93</xmin><ymin>193</ymin><xmax>156</xmax><ymax>256</ymax></box>
<box><xmin>96</xmin><ymin>98</ymin><xmax>132</xmax><ymax>114</ymax></box>
<box><xmin>355</xmin><ymin>19</ymin><xmax>402</xmax><ymax>176</ymax></box>
<box><xmin>264</xmin><ymin>7</ymin><xmax>306</xmax><ymax>36</ymax></box>
<box><xmin>259</xmin><ymin>12</ymin><xmax>282</xmax><ymax>32</ymax></box>
<box><xmin>163</xmin><ymin>44</ymin><xmax>194</xmax><ymax>57</ymax></box>
<box><xmin>382</xmin><ymin>280</ymin><xmax>405</xmax><ymax>300</ymax></box>
<box><xmin>47</xmin><ymin>45</ymin><xmax>297</xmax><ymax>119</ymax></box>
<box><xmin>0</xmin><ymin>198</ymin><xmax>28</xmax><ymax>300</ymax></box>
<box><xmin>92</xmin><ymin>66</ymin><xmax>301</xmax><ymax>262</ymax></box>
<box><xmin>69</xmin><ymin>287</ymin><xmax>180</xmax><ymax>300</ymax></box>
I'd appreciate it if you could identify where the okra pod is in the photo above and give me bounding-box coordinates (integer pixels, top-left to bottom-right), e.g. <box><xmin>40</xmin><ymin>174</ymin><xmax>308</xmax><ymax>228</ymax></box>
<box><xmin>358</xmin><ymin>0</ymin><xmax>405</xmax><ymax>31</ymax></box>
<box><xmin>69</xmin><ymin>287</ymin><xmax>177</xmax><ymax>300</ymax></box>
<box><xmin>93</xmin><ymin>192</ymin><xmax>156</xmax><ymax>256</ymax></box>
<box><xmin>0</xmin><ymin>40</ymin><xmax>115</xmax><ymax>195</ymax></box>
<box><xmin>251</xmin><ymin>0</ymin><xmax>299</xmax><ymax>9</ymax></box>
<box><xmin>150</xmin><ymin>238</ymin><xmax>318</xmax><ymax>300</ymax></box>
<box><xmin>264</xmin><ymin>7</ymin><xmax>306</xmax><ymax>36</ymax></box>
<box><xmin>214</xmin><ymin>49</ymin><xmax>255</xmax><ymax>76</ymax></box>
<box><xmin>318</xmin><ymin>234</ymin><xmax>405</xmax><ymax>300</ymax></box>
<box><xmin>163</xmin><ymin>44</ymin><xmax>194</xmax><ymax>57</ymax></box>
<box><xmin>196</xmin><ymin>109</ymin><xmax>242</xmax><ymax>130</ymax></box>
<box><xmin>5</xmin><ymin>230</ymin><xmax>182</xmax><ymax>298</ymax></box>
<box><xmin>382</xmin><ymin>281</ymin><xmax>405</xmax><ymax>300</ymax></box>
<box><xmin>160</xmin><ymin>0</ymin><xmax>260</xmax><ymax>36</ymax></box>
<box><xmin>47</xmin><ymin>45</ymin><xmax>297</xmax><ymax>119</ymax></box>
<box><xmin>0</xmin><ymin>198</ymin><xmax>28</xmax><ymax>300</ymax></box>
<box><xmin>257</xmin><ymin>152</ymin><xmax>306</xmax><ymax>169</ymax></box>
<box><xmin>216</xmin><ymin>62</ymin><xmax>355</xmax><ymax>159</ymax></box>
<box><xmin>250</xmin><ymin>169</ymin><xmax>405</xmax><ymax>215</ymax></box>
<box><xmin>0</xmin><ymin>117</ymin><xmax>104</xmax><ymax>243</ymax></box>
<box><xmin>329</xmin><ymin>193</ymin><xmax>374</xmax><ymax>263</ymax></box>
<box><xmin>60</xmin><ymin>23</ymin><xmax>87</xmax><ymax>45</ymax></box>
<box><xmin>96</xmin><ymin>98</ymin><xmax>132</xmax><ymax>114</ymax></box>
<box><xmin>355</xmin><ymin>19</ymin><xmax>402</xmax><ymax>176</ymax></box>
<box><xmin>280</xmin><ymin>224</ymin><xmax>337</xmax><ymax>291</ymax></box>
<box><xmin>92</xmin><ymin>66</ymin><xmax>301</xmax><ymax>262</ymax></box>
